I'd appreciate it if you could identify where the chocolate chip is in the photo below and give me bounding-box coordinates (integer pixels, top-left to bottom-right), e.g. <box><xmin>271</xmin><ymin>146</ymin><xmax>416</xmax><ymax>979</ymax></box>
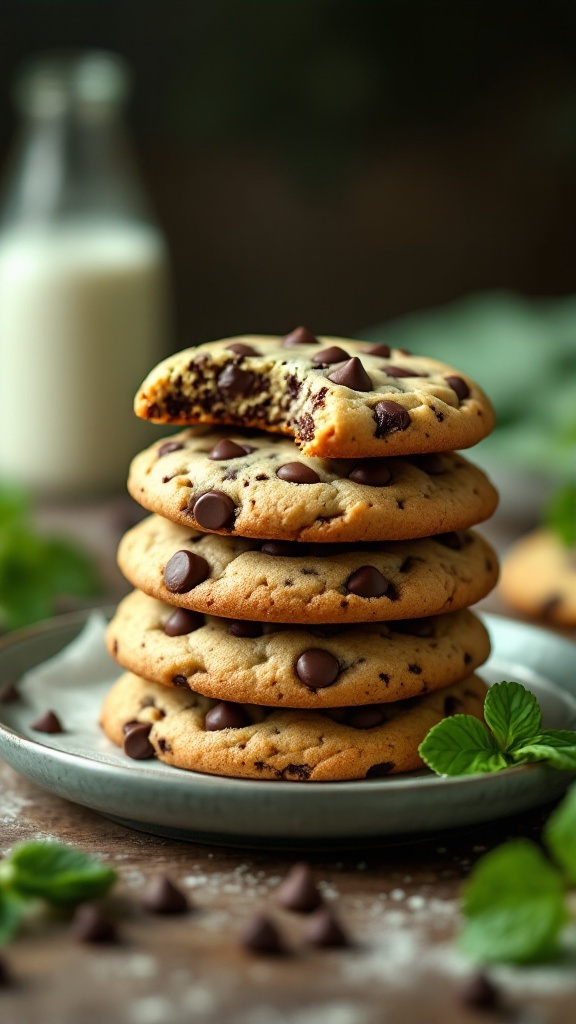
<box><xmin>217</xmin><ymin>364</ymin><xmax>255</xmax><ymax>397</ymax></box>
<box><xmin>172</xmin><ymin>675</ymin><xmax>188</xmax><ymax>687</ymax></box>
<box><xmin>205</xmin><ymin>701</ymin><xmax>251</xmax><ymax>730</ymax></box>
<box><xmin>123</xmin><ymin>723</ymin><xmax>155</xmax><ymax>759</ymax></box>
<box><xmin>275</xmin><ymin>864</ymin><xmax>323</xmax><ymax>913</ymax></box>
<box><xmin>282</xmin><ymin>326</ymin><xmax>318</xmax><ymax>347</ymax></box>
<box><xmin>71</xmin><ymin>904</ymin><xmax>117</xmax><ymax>943</ymax></box>
<box><xmin>390</xmin><ymin>618</ymin><xmax>434</xmax><ymax>637</ymax></box>
<box><xmin>228</xmin><ymin>620</ymin><xmax>263</xmax><ymax>637</ymax></box>
<box><xmin>276</xmin><ymin>462</ymin><xmax>320</xmax><ymax>484</ymax></box>
<box><xmin>444</xmin><ymin>696</ymin><xmax>464</xmax><ymax>717</ymax></box>
<box><xmin>164</xmin><ymin>550</ymin><xmax>209</xmax><ymax>592</ymax></box>
<box><xmin>445</xmin><ymin>375</ymin><xmax>470</xmax><ymax>401</ymax></box>
<box><xmin>366</xmin><ymin>761</ymin><xmax>395</xmax><ymax>777</ymax></box>
<box><xmin>261</xmin><ymin>540</ymin><xmax>300</xmax><ymax>557</ymax></box>
<box><xmin>362</xmin><ymin>343</ymin><xmax>391</xmax><ymax>357</ymax></box>
<box><xmin>164</xmin><ymin>608</ymin><xmax>203</xmax><ymax>636</ymax></box>
<box><xmin>31</xmin><ymin>710</ymin><xmax>63</xmax><ymax>734</ymax></box>
<box><xmin>0</xmin><ymin>683</ymin><xmax>19</xmax><ymax>703</ymax></box>
<box><xmin>328</xmin><ymin>357</ymin><xmax>372</xmax><ymax>392</ymax></box>
<box><xmin>226</xmin><ymin>342</ymin><xmax>259</xmax><ymax>356</ymax></box>
<box><xmin>303</xmin><ymin>907</ymin><xmax>349</xmax><ymax>947</ymax></box>
<box><xmin>373</xmin><ymin>400</ymin><xmax>411</xmax><ymax>436</ymax></box>
<box><xmin>295</xmin><ymin>649</ymin><xmax>340</xmax><ymax>689</ymax></box>
<box><xmin>323</xmin><ymin>707</ymin><xmax>348</xmax><ymax>723</ymax></box>
<box><xmin>346</xmin><ymin>566</ymin><xmax>390</xmax><ymax>598</ymax></box>
<box><xmin>157</xmin><ymin>440</ymin><xmax>184</xmax><ymax>458</ymax></box>
<box><xmin>193</xmin><ymin>490</ymin><xmax>236</xmax><ymax>530</ymax></box>
<box><xmin>141</xmin><ymin>874</ymin><xmax>189</xmax><ymax>914</ymax></box>
<box><xmin>347</xmin><ymin>706</ymin><xmax>386</xmax><ymax>729</ymax></box>
<box><xmin>411</xmin><ymin>453</ymin><xmax>447</xmax><ymax>474</ymax></box>
<box><xmin>436</xmin><ymin>531</ymin><xmax>465</xmax><ymax>550</ymax></box>
<box><xmin>241</xmin><ymin>914</ymin><xmax>285</xmax><ymax>954</ymax></box>
<box><xmin>348</xmin><ymin>459</ymin><xmax>392</xmax><ymax>486</ymax></box>
<box><xmin>312</xmin><ymin>346</ymin><xmax>351</xmax><ymax>364</ymax></box>
<box><xmin>209</xmin><ymin>439</ymin><xmax>251</xmax><ymax>460</ymax></box>
<box><xmin>385</xmin><ymin>365</ymin><xmax>419</xmax><ymax>378</ymax></box>
<box><xmin>458</xmin><ymin>972</ymin><xmax>500</xmax><ymax>1009</ymax></box>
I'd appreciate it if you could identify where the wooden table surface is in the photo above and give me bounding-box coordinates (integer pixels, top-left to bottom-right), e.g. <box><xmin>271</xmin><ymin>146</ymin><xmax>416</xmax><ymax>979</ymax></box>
<box><xmin>1</xmin><ymin>500</ymin><xmax>575</xmax><ymax>1024</ymax></box>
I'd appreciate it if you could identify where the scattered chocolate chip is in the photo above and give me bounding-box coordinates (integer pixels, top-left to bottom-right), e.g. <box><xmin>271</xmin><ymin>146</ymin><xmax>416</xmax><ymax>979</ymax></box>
<box><xmin>164</xmin><ymin>608</ymin><xmax>203</xmax><ymax>636</ymax></box>
<box><xmin>385</xmin><ymin>365</ymin><xmax>419</xmax><ymax>378</ymax></box>
<box><xmin>436</xmin><ymin>531</ymin><xmax>465</xmax><ymax>550</ymax></box>
<box><xmin>304</xmin><ymin>907</ymin><xmax>349</xmax><ymax>947</ymax></box>
<box><xmin>241</xmin><ymin>914</ymin><xmax>286</xmax><ymax>954</ymax></box>
<box><xmin>228</xmin><ymin>620</ymin><xmax>263</xmax><ymax>638</ymax></box>
<box><xmin>31</xmin><ymin>710</ymin><xmax>63</xmax><ymax>734</ymax></box>
<box><xmin>312</xmin><ymin>346</ymin><xmax>350</xmax><ymax>364</ymax></box>
<box><xmin>366</xmin><ymin>761</ymin><xmax>395</xmax><ymax>777</ymax></box>
<box><xmin>123</xmin><ymin>722</ymin><xmax>155</xmax><ymax>760</ymax></box>
<box><xmin>157</xmin><ymin>440</ymin><xmax>184</xmax><ymax>458</ymax></box>
<box><xmin>141</xmin><ymin>874</ymin><xmax>189</xmax><ymax>914</ymax></box>
<box><xmin>362</xmin><ymin>343</ymin><xmax>391</xmax><ymax>357</ymax></box>
<box><xmin>346</xmin><ymin>566</ymin><xmax>390</xmax><ymax>598</ymax></box>
<box><xmin>373</xmin><ymin>400</ymin><xmax>411</xmax><ymax>436</ymax></box>
<box><xmin>226</xmin><ymin>342</ymin><xmax>259</xmax><ymax>356</ymax></box>
<box><xmin>209</xmin><ymin>438</ymin><xmax>250</xmax><ymax>460</ymax></box>
<box><xmin>390</xmin><ymin>618</ymin><xmax>435</xmax><ymax>637</ymax></box>
<box><xmin>205</xmin><ymin>701</ymin><xmax>251</xmax><ymax>731</ymax></box>
<box><xmin>411</xmin><ymin>453</ymin><xmax>447</xmax><ymax>474</ymax></box>
<box><xmin>192</xmin><ymin>490</ymin><xmax>236</xmax><ymax>530</ymax></box>
<box><xmin>275</xmin><ymin>864</ymin><xmax>323</xmax><ymax>913</ymax></box>
<box><xmin>261</xmin><ymin>540</ymin><xmax>300</xmax><ymax>557</ymax></box>
<box><xmin>71</xmin><ymin>904</ymin><xmax>117</xmax><ymax>944</ymax></box>
<box><xmin>458</xmin><ymin>972</ymin><xmax>500</xmax><ymax>1009</ymax></box>
<box><xmin>444</xmin><ymin>696</ymin><xmax>464</xmax><ymax>717</ymax></box>
<box><xmin>347</xmin><ymin>706</ymin><xmax>386</xmax><ymax>729</ymax></box>
<box><xmin>328</xmin><ymin>357</ymin><xmax>372</xmax><ymax>392</ymax></box>
<box><xmin>445</xmin><ymin>375</ymin><xmax>470</xmax><ymax>401</ymax></box>
<box><xmin>217</xmin><ymin>364</ymin><xmax>255</xmax><ymax>397</ymax></box>
<box><xmin>347</xmin><ymin>459</ymin><xmax>392</xmax><ymax>486</ymax></box>
<box><xmin>276</xmin><ymin>462</ymin><xmax>321</xmax><ymax>484</ymax></box>
<box><xmin>282</xmin><ymin>326</ymin><xmax>318</xmax><ymax>347</ymax></box>
<box><xmin>164</xmin><ymin>550</ymin><xmax>210</xmax><ymax>592</ymax></box>
<box><xmin>295</xmin><ymin>649</ymin><xmax>340</xmax><ymax>689</ymax></box>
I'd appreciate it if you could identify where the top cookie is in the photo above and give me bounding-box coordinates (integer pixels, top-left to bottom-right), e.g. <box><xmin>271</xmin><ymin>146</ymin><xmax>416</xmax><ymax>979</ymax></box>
<box><xmin>128</xmin><ymin>427</ymin><xmax>498</xmax><ymax>543</ymax></box>
<box><xmin>134</xmin><ymin>329</ymin><xmax>495</xmax><ymax>458</ymax></box>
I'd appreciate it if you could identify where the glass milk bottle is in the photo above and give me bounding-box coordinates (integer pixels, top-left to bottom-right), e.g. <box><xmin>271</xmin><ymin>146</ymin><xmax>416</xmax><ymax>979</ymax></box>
<box><xmin>0</xmin><ymin>51</ymin><xmax>171</xmax><ymax>494</ymax></box>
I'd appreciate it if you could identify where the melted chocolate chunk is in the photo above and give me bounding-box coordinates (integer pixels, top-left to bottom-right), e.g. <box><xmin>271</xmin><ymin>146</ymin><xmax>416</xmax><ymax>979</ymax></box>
<box><xmin>282</xmin><ymin>326</ymin><xmax>319</xmax><ymax>347</ymax></box>
<box><xmin>228</xmin><ymin>620</ymin><xmax>263</xmax><ymax>638</ymax></box>
<box><xmin>444</xmin><ymin>696</ymin><xmax>464</xmax><ymax>716</ymax></box>
<box><xmin>31</xmin><ymin>710</ymin><xmax>63</xmax><ymax>734</ymax></box>
<box><xmin>295</xmin><ymin>649</ymin><xmax>340</xmax><ymax>689</ymax></box>
<box><xmin>276</xmin><ymin>462</ymin><xmax>320</xmax><ymax>484</ymax></box>
<box><xmin>157</xmin><ymin>440</ymin><xmax>184</xmax><ymax>458</ymax></box>
<box><xmin>217</xmin><ymin>364</ymin><xmax>256</xmax><ymax>397</ymax></box>
<box><xmin>205</xmin><ymin>701</ymin><xmax>251</xmax><ymax>730</ymax></box>
<box><xmin>373</xmin><ymin>400</ymin><xmax>411</xmax><ymax>436</ymax></box>
<box><xmin>346</xmin><ymin>566</ymin><xmax>390</xmax><ymax>598</ymax></box>
<box><xmin>275</xmin><ymin>864</ymin><xmax>322</xmax><ymax>913</ymax></box>
<box><xmin>193</xmin><ymin>490</ymin><xmax>236</xmax><ymax>530</ymax></box>
<box><xmin>226</xmin><ymin>342</ymin><xmax>259</xmax><ymax>356</ymax></box>
<box><xmin>164</xmin><ymin>608</ymin><xmax>203</xmax><ymax>636</ymax></box>
<box><xmin>296</xmin><ymin>413</ymin><xmax>315</xmax><ymax>441</ymax></box>
<box><xmin>312</xmin><ymin>346</ymin><xmax>351</xmax><ymax>365</ymax></box>
<box><xmin>445</xmin><ymin>375</ymin><xmax>470</xmax><ymax>401</ymax></box>
<box><xmin>347</xmin><ymin>706</ymin><xmax>386</xmax><ymax>729</ymax></box>
<box><xmin>261</xmin><ymin>540</ymin><xmax>301</xmax><ymax>557</ymax></box>
<box><xmin>366</xmin><ymin>761</ymin><xmax>395</xmax><ymax>777</ymax></box>
<box><xmin>209</xmin><ymin>438</ymin><xmax>251</xmax><ymax>460</ymax></box>
<box><xmin>362</xmin><ymin>343</ymin><xmax>391</xmax><ymax>358</ymax></box>
<box><xmin>123</xmin><ymin>722</ymin><xmax>155</xmax><ymax>759</ymax></box>
<box><xmin>347</xmin><ymin>459</ymin><xmax>392</xmax><ymax>486</ymax></box>
<box><xmin>390</xmin><ymin>618</ymin><xmax>434</xmax><ymax>637</ymax></box>
<box><xmin>327</xmin><ymin>357</ymin><xmax>372</xmax><ymax>392</ymax></box>
<box><xmin>164</xmin><ymin>550</ymin><xmax>210</xmax><ymax>592</ymax></box>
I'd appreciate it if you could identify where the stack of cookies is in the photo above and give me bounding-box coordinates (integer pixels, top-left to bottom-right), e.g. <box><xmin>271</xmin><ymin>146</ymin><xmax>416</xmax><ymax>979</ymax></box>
<box><xmin>101</xmin><ymin>328</ymin><xmax>499</xmax><ymax>782</ymax></box>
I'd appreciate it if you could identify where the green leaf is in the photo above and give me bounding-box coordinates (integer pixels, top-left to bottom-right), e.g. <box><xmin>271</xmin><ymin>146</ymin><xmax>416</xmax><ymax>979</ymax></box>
<box><xmin>511</xmin><ymin>731</ymin><xmax>576</xmax><ymax>771</ymax></box>
<box><xmin>461</xmin><ymin>839</ymin><xmax>568</xmax><ymax>963</ymax></box>
<box><xmin>544</xmin><ymin>783</ymin><xmax>576</xmax><ymax>883</ymax></box>
<box><xmin>418</xmin><ymin>715</ymin><xmax>508</xmax><ymax>775</ymax></box>
<box><xmin>8</xmin><ymin>842</ymin><xmax>116</xmax><ymax>905</ymax></box>
<box><xmin>544</xmin><ymin>483</ymin><xmax>576</xmax><ymax>548</ymax></box>
<box><xmin>0</xmin><ymin>887</ymin><xmax>28</xmax><ymax>945</ymax></box>
<box><xmin>484</xmin><ymin>681</ymin><xmax>541</xmax><ymax>752</ymax></box>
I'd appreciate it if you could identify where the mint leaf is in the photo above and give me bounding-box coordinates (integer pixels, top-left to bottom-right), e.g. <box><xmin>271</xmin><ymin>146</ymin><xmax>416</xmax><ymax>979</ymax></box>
<box><xmin>545</xmin><ymin>483</ymin><xmax>576</xmax><ymax>548</ymax></box>
<box><xmin>544</xmin><ymin>783</ymin><xmax>576</xmax><ymax>883</ymax></box>
<box><xmin>0</xmin><ymin>888</ymin><xmax>28</xmax><ymax>945</ymax></box>
<box><xmin>461</xmin><ymin>839</ymin><xmax>568</xmax><ymax>963</ymax></box>
<box><xmin>8</xmin><ymin>842</ymin><xmax>116</xmax><ymax>905</ymax></box>
<box><xmin>511</xmin><ymin>731</ymin><xmax>576</xmax><ymax>770</ymax></box>
<box><xmin>484</xmin><ymin>681</ymin><xmax>541</xmax><ymax>751</ymax></box>
<box><xmin>418</xmin><ymin>715</ymin><xmax>508</xmax><ymax>775</ymax></box>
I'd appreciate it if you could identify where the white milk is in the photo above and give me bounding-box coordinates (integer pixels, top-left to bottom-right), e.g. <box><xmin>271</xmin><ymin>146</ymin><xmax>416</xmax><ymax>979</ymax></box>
<box><xmin>0</xmin><ymin>220</ymin><xmax>169</xmax><ymax>494</ymax></box>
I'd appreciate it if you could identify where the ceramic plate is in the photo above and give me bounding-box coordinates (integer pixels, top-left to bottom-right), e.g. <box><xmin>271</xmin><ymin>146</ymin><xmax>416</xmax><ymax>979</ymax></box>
<box><xmin>0</xmin><ymin>612</ymin><xmax>575</xmax><ymax>847</ymax></box>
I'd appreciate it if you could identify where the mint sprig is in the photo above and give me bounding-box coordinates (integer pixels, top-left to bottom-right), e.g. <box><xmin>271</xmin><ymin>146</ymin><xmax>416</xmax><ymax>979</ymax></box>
<box><xmin>419</xmin><ymin>681</ymin><xmax>576</xmax><ymax>776</ymax></box>
<box><xmin>544</xmin><ymin>482</ymin><xmax>576</xmax><ymax>548</ymax></box>
<box><xmin>0</xmin><ymin>841</ymin><xmax>116</xmax><ymax>944</ymax></box>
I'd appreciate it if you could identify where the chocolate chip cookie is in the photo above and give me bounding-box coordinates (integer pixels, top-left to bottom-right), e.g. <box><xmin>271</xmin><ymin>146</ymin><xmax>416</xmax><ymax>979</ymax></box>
<box><xmin>117</xmin><ymin>514</ymin><xmax>499</xmax><ymax>623</ymax></box>
<box><xmin>134</xmin><ymin>331</ymin><xmax>495</xmax><ymax>459</ymax></box>
<box><xmin>107</xmin><ymin>590</ymin><xmax>491</xmax><ymax>707</ymax></box>
<box><xmin>100</xmin><ymin>671</ymin><xmax>488</xmax><ymax>780</ymax></box>
<box><xmin>499</xmin><ymin>528</ymin><xmax>576</xmax><ymax>626</ymax></box>
<box><xmin>128</xmin><ymin>427</ymin><xmax>498</xmax><ymax>543</ymax></box>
